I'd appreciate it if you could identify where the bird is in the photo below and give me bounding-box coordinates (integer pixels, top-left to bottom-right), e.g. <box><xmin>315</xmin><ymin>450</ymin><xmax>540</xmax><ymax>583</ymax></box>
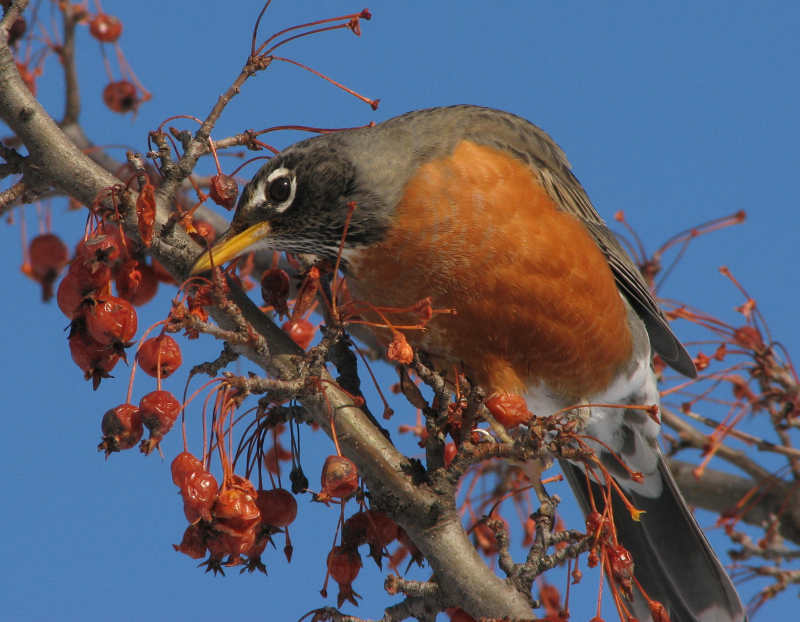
<box><xmin>191</xmin><ymin>105</ymin><xmax>745</xmax><ymax>622</ymax></box>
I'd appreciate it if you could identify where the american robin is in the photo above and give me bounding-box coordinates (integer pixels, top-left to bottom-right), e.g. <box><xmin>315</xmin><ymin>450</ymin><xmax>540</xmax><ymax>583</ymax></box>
<box><xmin>191</xmin><ymin>105</ymin><xmax>745</xmax><ymax>622</ymax></box>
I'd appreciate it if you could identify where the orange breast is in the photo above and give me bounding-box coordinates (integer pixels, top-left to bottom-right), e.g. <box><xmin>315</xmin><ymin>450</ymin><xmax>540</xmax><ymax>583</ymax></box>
<box><xmin>346</xmin><ymin>140</ymin><xmax>632</xmax><ymax>400</ymax></box>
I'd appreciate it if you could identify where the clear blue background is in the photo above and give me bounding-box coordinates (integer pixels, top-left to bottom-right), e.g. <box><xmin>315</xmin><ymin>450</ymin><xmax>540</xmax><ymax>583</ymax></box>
<box><xmin>1</xmin><ymin>2</ymin><xmax>798</xmax><ymax>620</ymax></box>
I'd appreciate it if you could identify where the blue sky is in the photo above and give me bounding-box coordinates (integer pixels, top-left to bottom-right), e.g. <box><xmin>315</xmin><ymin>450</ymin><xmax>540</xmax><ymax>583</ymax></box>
<box><xmin>1</xmin><ymin>2</ymin><xmax>798</xmax><ymax>620</ymax></box>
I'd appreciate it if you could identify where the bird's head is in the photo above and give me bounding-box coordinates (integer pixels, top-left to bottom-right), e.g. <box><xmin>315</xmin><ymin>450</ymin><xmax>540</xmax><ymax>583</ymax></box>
<box><xmin>190</xmin><ymin>132</ymin><xmax>395</xmax><ymax>274</ymax></box>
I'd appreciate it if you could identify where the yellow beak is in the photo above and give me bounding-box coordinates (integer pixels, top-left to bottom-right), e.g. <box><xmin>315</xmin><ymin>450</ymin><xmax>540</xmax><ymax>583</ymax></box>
<box><xmin>189</xmin><ymin>221</ymin><xmax>272</xmax><ymax>274</ymax></box>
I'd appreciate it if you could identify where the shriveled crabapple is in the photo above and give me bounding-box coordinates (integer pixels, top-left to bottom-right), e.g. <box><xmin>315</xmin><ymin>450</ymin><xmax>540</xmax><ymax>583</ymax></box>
<box><xmin>57</xmin><ymin>271</ymin><xmax>93</xmax><ymax>318</ymax></box>
<box><xmin>192</xmin><ymin>220</ymin><xmax>216</xmax><ymax>245</ymax></box>
<box><xmin>327</xmin><ymin>545</ymin><xmax>362</xmax><ymax>607</ymax></box>
<box><xmin>98</xmin><ymin>403</ymin><xmax>143</xmax><ymax>456</ymax></box>
<box><xmin>25</xmin><ymin>233</ymin><xmax>69</xmax><ymax>301</ymax></box>
<box><xmin>485</xmin><ymin>392</ymin><xmax>532</xmax><ymax>428</ymax></box>
<box><xmin>282</xmin><ymin>318</ymin><xmax>316</xmax><ymax>350</ymax></box>
<box><xmin>27</xmin><ymin>233</ymin><xmax>70</xmax><ymax>275</ymax></box>
<box><xmin>607</xmin><ymin>544</ymin><xmax>635</xmax><ymax>601</ymax></box>
<box><xmin>319</xmin><ymin>455</ymin><xmax>359</xmax><ymax>501</ymax></box>
<box><xmin>213</xmin><ymin>488</ymin><xmax>261</xmax><ymax>535</ymax></box>
<box><xmin>88</xmin><ymin>12</ymin><xmax>123</xmax><ymax>43</ymax></box>
<box><xmin>209</xmin><ymin>173</ymin><xmax>238</xmax><ymax>210</ymax></box>
<box><xmin>363</xmin><ymin>510</ymin><xmax>398</xmax><ymax>550</ymax></box>
<box><xmin>139</xmin><ymin>390</ymin><xmax>181</xmax><ymax>455</ymax></box>
<box><xmin>173</xmin><ymin>523</ymin><xmax>207</xmax><ymax>560</ymax></box>
<box><xmin>181</xmin><ymin>469</ymin><xmax>219</xmax><ymax>524</ymax></box>
<box><xmin>72</xmin><ymin>231</ymin><xmax>121</xmax><ymax>283</ymax></box>
<box><xmin>115</xmin><ymin>260</ymin><xmax>158</xmax><ymax>306</ymax></box>
<box><xmin>84</xmin><ymin>296</ymin><xmax>138</xmax><ymax>351</ymax></box>
<box><xmin>387</xmin><ymin>330</ymin><xmax>413</xmax><ymax>365</ymax></box>
<box><xmin>342</xmin><ymin>509</ymin><xmax>398</xmax><ymax>566</ymax></box>
<box><xmin>68</xmin><ymin>251</ymin><xmax>113</xmax><ymax>293</ymax></box>
<box><xmin>261</xmin><ymin>268</ymin><xmax>290</xmax><ymax>317</ymax></box>
<box><xmin>135</xmin><ymin>334</ymin><xmax>182</xmax><ymax>378</ymax></box>
<box><xmin>255</xmin><ymin>488</ymin><xmax>298</xmax><ymax>528</ymax></box>
<box><xmin>205</xmin><ymin>524</ymin><xmax>258</xmax><ymax>568</ymax></box>
<box><xmin>229</xmin><ymin>474</ymin><xmax>257</xmax><ymax>500</ymax></box>
<box><xmin>68</xmin><ymin>327</ymin><xmax>120</xmax><ymax>390</ymax></box>
<box><xmin>103</xmin><ymin>80</ymin><xmax>140</xmax><ymax>114</ymax></box>
<box><xmin>171</xmin><ymin>451</ymin><xmax>204</xmax><ymax>488</ymax></box>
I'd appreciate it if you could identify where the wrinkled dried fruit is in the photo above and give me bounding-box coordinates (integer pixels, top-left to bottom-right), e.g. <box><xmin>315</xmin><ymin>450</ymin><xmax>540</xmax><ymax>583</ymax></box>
<box><xmin>255</xmin><ymin>488</ymin><xmax>297</xmax><ymax>528</ymax></box>
<box><xmin>139</xmin><ymin>390</ymin><xmax>181</xmax><ymax>454</ymax></box>
<box><xmin>213</xmin><ymin>488</ymin><xmax>261</xmax><ymax>534</ymax></box>
<box><xmin>89</xmin><ymin>12</ymin><xmax>122</xmax><ymax>42</ymax></box>
<box><xmin>173</xmin><ymin>523</ymin><xmax>207</xmax><ymax>559</ymax></box>
<box><xmin>181</xmin><ymin>469</ymin><xmax>218</xmax><ymax>523</ymax></box>
<box><xmin>320</xmin><ymin>455</ymin><xmax>359</xmax><ymax>500</ymax></box>
<box><xmin>343</xmin><ymin>510</ymin><xmax>398</xmax><ymax>552</ymax></box>
<box><xmin>68</xmin><ymin>328</ymin><xmax>120</xmax><ymax>389</ymax></box>
<box><xmin>387</xmin><ymin>330</ymin><xmax>413</xmax><ymax>364</ymax></box>
<box><xmin>193</xmin><ymin>221</ymin><xmax>216</xmax><ymax>244</ymax></box>
<box><xmin>98</xmin><ymin>403</ymin><xmax>142</xmax><ymax>456</ymax></box>
<box><xmin>171</xmin><ymin>451</ymin><xmax>204</xmax><ymax>488</ymax></box>
<box><xmin>209</xmin><ymin>173</ymin><xmax>238</xmax><ymax>210</ymax></box>
<box><xmin>26</xmin><ymin>233</ymin><xmax>69</xmax><ymax>300</ymax></box>
<box><xmin>608</xmin><ymin>544</ymin><xmax>635</xmax><ymax>601</ymax></box>
<box><xmin>103</xmin><ymin>80</ymin><xmax>139</xmax><ymax>114</ymax></box>
<box><xmin>327</xmin><ymin>545</ymin><xmax>362</xmax><ymax>585</ymax></box>
<box><xmin>485</xmin><ymin>392</ymin><xmax>532</xmax><ymax>428</ymax></box>
<box><xmin>57</xmin><ymin>271</ymin><xmax>93</xmax><ymax>319</ymax></box>
<box><xmin>230</xmin><ymin>474</ymin><xmax>257</xmax><ymax>499</ymax></box>
<box><xmin>136</xmin><ymin>335</ymin><xmax>182</xmax><ymax>378</ymax></box>
<box><xmin>282</xmin><ymin>318</ymin><xmax>315</xmax><ymax>350</ymax></box>
<box><xmin>116</xmin><ymin>261</ymin><xmax>158</xmax><ymax>306</ymax></box>
<box><xmin>71</xmin><ymin>232</ymin><xmax>120</xmax><ymax>286</ymax></box>
<box><xmin>327</xmin><ymin>545</ymin><xmax>363</xmax><ymax>606</ymax></box>
<box><xmin>85</xmin><ymin>296</ymin><xmax>137</xmax><ymax>347</ymax></box>
<box><xmin>261</xmin><ymin>268</ymin><xmax>290</xmax><ymax>317</ymax></box>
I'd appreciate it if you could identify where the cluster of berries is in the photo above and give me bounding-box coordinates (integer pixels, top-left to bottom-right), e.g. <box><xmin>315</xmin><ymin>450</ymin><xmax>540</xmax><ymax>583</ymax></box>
<box><xmin>53</xmin><ymin>222</ymin><xmax>169</xmax><ymax>388</ymax></box>
<box><xmin>170</xmin><ymin>451</ymin><xmax>298</xmax><ymax>575</ymax></box>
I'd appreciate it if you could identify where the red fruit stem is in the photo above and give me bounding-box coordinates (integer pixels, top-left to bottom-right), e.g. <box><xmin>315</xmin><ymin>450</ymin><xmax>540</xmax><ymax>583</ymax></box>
<box><xmin>254</xmin><ymin>9</ymin><xmax>371</xmax><ymax>56</ymax></box>
<box><xmin>595</xmin><ymin>546</ymin><xmax>606</xmax><ymax>621</ymax></box>
<box><xmin>353</xmin><ymin>346</ymin><xmax>393</xmax><ymax>420</ymax></box>
<box><xmin>182</xmin><ymin>377</ymin><xmax>225</xmax><ymax>456</ymax></box>
<box><xmin>270</xmin><ymin>56</ymin><xmax>378</xmax><ymax>110</ymax></box>
<box><xmin>207</xmin><ymin>137</ymin><xmax>224</xmax><ymax>177</ymax></box>
<box><xmin>262</xmin><ymin>22</ymin><xmax>355</xmax><ymax>56</ymax></box>
<box><xmin>126</xmin><ymin>319</ymin><xmax>166</xmax><ymax>404</ymax></box>
<box><xmin>115</xmin><ymin>44</ymin><xmax>151</xmax><ymax>102</ymax></box>
<box><xmin>155</xmin><ymin>113</ymin><xmax>203</xmax><ymax>134</ymax></box>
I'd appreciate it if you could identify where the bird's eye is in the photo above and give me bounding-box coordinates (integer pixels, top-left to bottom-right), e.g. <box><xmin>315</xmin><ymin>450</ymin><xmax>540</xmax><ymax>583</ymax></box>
<box><xmin>269</xmin><ymin>176</ymin><xmax>292</xmax><ymax>203</ymax></box>
<box><xmin>263</xmin><ymin>167</ymin><xmax>296</xmax><ymax>213</ymax></box>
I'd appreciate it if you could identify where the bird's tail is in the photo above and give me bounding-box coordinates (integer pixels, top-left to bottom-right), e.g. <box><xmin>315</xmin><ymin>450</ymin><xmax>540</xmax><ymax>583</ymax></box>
<box><xmin>561</xmin><ymin>456</ymin><xmax>746</xmax><ymax>622</ymax></box>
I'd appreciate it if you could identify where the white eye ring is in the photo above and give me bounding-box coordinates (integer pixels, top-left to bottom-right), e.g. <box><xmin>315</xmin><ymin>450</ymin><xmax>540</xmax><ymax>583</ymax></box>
<box><xmin>265</xmin><ymin>167</ymin><xmax>296</xmax><ymax>213</ymax></box>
